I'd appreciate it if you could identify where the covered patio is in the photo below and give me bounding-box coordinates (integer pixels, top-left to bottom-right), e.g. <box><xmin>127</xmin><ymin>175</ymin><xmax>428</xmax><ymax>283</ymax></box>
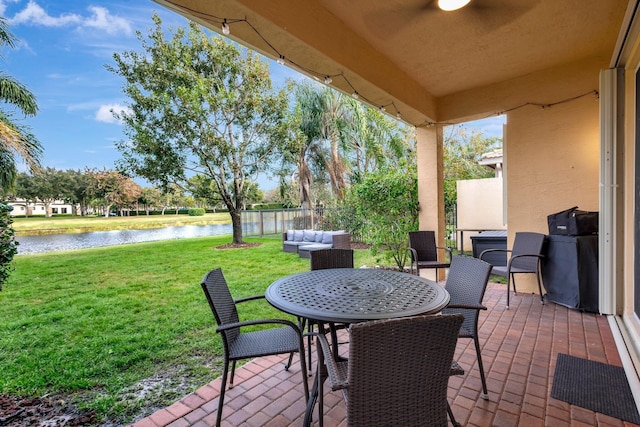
<box><xmin>130</xmin><ymin>282</ymin><xmax>638</xmax><ymax>427</ymax></box>
<box><xmin>136</xmin><ymin>0</ymin><xmax>640</xmax><ymax>425</ymax></box>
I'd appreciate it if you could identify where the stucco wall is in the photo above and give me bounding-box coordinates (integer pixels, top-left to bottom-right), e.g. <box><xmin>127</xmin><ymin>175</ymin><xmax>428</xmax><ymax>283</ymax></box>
<box><xmin>416</xmin><ymin>126</ymin><xmax>448</xmax><ymax>281</ymax></box>
<box><xmin>456</xmin><ymin>177</ymin><xmax>505</xmax><ymax>251</ymax></box>
<box><xmin>506</xmin><ymin>95</ymin><xmax>600</xmax><ymax>293</ymax></box>
<box><xmin>416</xmin><ymin>126</ymin><xmax>445</xmax><ymax>240</ymax></box>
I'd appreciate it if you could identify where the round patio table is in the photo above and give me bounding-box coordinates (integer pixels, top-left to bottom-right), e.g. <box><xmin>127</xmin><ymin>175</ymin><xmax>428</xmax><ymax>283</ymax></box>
<box><xmin>266</xmin><ymin>267</ymin><xmax>450</xmax><ymax>323</ymax></box>
<box><xmin>266</xmin><ymin>268</ymin><xmax>450</xmax><ymax>427</ymax></box>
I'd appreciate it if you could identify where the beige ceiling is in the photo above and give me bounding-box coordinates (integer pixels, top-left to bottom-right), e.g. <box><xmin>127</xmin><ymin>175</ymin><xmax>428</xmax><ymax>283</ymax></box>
<box><xmin>154</xmin><ymin>0</ymin><xmax>630</xmax><ymax>125</ymax></box>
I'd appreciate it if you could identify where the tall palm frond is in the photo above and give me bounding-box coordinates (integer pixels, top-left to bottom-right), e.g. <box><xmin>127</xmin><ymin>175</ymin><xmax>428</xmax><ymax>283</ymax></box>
<box><xmin>0</xmin><ymin>74</ymin><xmax>38</xmax><ymax>116</ymax></box>
<box><xmin>0</xmin><ymin>18</ymin><xmax>42</xmax><ymax>191</ymax></box>
<box><xmin>0</xmin><ymin>113</ymin><xmax>41</xmax><ymax>171</ymax></box>
<box><xmin>0</xmin><ymin>17</ymin><xmax>17</xmax><ymax>51</ymax></box>
<box><xmin>0</xmin><ymin>146</ymin><xmax>16</xmax><ymax>194</ymax></box>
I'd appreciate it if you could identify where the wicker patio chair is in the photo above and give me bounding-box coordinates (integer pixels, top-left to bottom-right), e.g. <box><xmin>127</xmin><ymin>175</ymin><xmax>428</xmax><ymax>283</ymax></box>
<box><xmin>303</xmin><ymin>249</ymin><xmax>355</xmax><ymax>365</ymax></box>
<box><xmin>480</xmin><ymin>231</ymin><xmax>545</xmax><ymax>309</ymax></box>
<box><xmin>408</xmin><ymin>230</ymin><xmax>452</xmax><ymax>278</ymax></box>
<box><xmin>315</xmin><ymin>314</ymin><xmax>464</xmax><ymax>427</ymax></box>
<box><xmin>442</xmin><ymin>255</ymin><xmax>493</xmax><ymax>400</ymax></box>
<box><xmin>201</xmin><ymin>268</ymin><xmax>309</xmax><ymax>427</ymax></box>
<box><xmin>310</xmin><ymin>248</ymin><xmax>354</xmax><ymax>270</ymax></box>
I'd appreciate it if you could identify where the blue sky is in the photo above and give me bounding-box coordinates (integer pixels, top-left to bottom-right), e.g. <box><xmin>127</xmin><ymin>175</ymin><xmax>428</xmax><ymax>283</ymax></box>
<box><xmin>2</xmin><ymin>0</ymin><xmax>505</xmax><ymax>191</ymax></box>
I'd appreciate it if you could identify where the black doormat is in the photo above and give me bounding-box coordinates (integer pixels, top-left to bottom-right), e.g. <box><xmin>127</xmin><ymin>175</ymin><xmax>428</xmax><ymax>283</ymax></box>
<box><xmin>551</xmin><ymin>353</ymin><xmax>640</xmax><ymax>424</ymax></box>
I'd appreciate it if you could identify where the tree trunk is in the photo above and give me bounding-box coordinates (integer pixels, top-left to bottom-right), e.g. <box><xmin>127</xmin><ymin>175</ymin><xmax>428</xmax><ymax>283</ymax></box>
<box><xmin>229</xmin><ymin>208</ymin><xmax>244</xmax><ymax>244</ymax></box>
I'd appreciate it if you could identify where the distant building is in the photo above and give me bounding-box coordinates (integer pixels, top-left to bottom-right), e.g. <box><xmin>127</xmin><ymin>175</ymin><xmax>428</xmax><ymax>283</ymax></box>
<box><xmin>5</xmin><ymin>199</ymin><xmax>75</xmax><ymax>217</ymax></box>
<box><xmin>478</xmin><ymin>149</ymin><xmax>503</xmax><ymax>178</ymax></box>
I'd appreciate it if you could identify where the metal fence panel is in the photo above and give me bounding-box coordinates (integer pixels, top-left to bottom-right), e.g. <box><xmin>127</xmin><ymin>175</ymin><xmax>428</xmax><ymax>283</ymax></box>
<box><xmin>242</xmin><ymin>205</ymin><xmax>458</xmax><ymax>247</ymax></box>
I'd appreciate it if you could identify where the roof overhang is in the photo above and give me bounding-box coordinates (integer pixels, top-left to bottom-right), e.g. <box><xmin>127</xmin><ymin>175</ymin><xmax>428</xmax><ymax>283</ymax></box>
<box><xmin>153</xmin><ymin>0</ymin><xmax>630</xmax><ymax>127</ymax></box>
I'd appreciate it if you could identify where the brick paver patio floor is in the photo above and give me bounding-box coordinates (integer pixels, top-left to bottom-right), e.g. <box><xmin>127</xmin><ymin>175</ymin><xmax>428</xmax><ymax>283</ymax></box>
<box><xmin>130</xmin><ymin>282</ymin><xmax>640</xmax><ymax>427</ymax></box>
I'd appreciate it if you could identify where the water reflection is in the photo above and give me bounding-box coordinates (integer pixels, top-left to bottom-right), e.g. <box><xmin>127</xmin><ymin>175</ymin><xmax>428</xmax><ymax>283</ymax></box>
<box><xmin>16</xmin><ymin>223</ymin><xmax>234</xmax><ymax>255</ymax></box>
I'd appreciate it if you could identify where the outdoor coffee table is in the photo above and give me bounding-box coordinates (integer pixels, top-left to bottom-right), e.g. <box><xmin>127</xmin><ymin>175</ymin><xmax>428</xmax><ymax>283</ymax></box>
<box><xmin>265</xmin><ymin>267</ymin><xmax>450</xmax><ymax>426</ymax></box>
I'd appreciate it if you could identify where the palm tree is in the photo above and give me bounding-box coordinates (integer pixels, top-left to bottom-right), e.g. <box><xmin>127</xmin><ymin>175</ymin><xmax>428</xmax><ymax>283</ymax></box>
<box><xmin>290</xmin><ymin>83</ymin><xmax>322</xmax><ymax>208</ymax></box>
<box><xmin>0</xmin><ymin>17</ymin><xmax>41</xmax><ymax>193</ymax></box>
<box><xmin>314</xmin><ymin>87</ymin><xmax>354</xmax><ymax>200</ymax></box>
<box><xmin>286</xmin><ymin>82</ymin><xmax>414</xmax><ymax>206</ymax></box>
<box><xmin>347</xmin><ymin>105</ymin><xmax>411</xmax><ymax>179</ymax></box>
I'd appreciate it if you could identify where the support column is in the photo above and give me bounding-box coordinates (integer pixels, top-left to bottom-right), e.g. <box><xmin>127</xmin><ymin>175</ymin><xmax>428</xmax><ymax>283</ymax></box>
<box><xmin>416</xmin><ymin>125</ymin><xmax>447</xmax><ymax>280</ymax></box>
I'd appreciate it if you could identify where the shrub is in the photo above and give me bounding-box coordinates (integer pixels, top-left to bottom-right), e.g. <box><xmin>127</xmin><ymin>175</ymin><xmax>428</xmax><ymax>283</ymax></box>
<box><xmin>247</xmin><ymin>203</ymin><xmax>284</xmax><ymax>210</ymax></box>
<box><xmin>0</xmin><ymin>203</ymin><xmax>18</xmax><ymax>290</ymax></box>
<box><xmin>188</xmin><ymin>208</ymin><xmax>205</xmax><ymax>216</ymax></box>
<box><xmin>346</xmin><ymin>164</ymin><xmax>418</xmax><ymax>270</ymax></box>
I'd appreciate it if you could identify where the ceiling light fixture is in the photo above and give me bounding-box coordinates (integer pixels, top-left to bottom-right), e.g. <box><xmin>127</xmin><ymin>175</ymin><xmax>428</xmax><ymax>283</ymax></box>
<box><xmin>437</xmin><ymin>0</ymin><xmax>471</xmax><ymax>11</ymax></box>
<box><xmin>276</xmin><ymin>55</ymin><xmax>285</xmax><ymax>65</ymax></box>
<box><xmin>221</xmin><ymin>19</ymin><xmax>230</xmax><ymax>35</ymax></box>
<box><xmin>352</xmin><ymin>91</ymin><xmax>359</xmax><ymax>99</ymax></box>
<box><xmin>324</xmin><ymin>76</ymin><xmax>332</xmax><ymax>84</ymax></box>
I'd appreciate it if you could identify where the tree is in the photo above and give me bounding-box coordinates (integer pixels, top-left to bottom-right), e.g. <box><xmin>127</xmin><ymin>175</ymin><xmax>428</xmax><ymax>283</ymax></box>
<box><xmin>62</xmin><ymin>169</ymin><xmax>91</xmax><ymax>216</ymax></box>
<box><xmin>314</xmin><ymin>87</ymin><xmax>357</xmax><ymax>200</ymax></box>
<box><xmin>0</xmin><ymin>202</ymin><xmax>17</xmax><ymax>290</ymax></box>
<box><xmin>160</xmin><ymin>184</ymin><xmax>185</xmax><ymax>215</ymax></box>
<box><xmin>86</xmin><ymin>169</ymin><xmax>141</xmax><ymax>217</ymax></box>
<box><xmin>443</xmin><ymin>125</ymin><xmax>501</xmax><ymax>212</ymax></box>
<box><xmin>243</xmin><ymin>181</ymin><xmax>264</xmax><ymax>208</ymax></box>
<box><xmin>282</xmin><ymin>82</ymin><xmax>412</xmax><ymax>208</ymax></box>
<box><xmin>0</xmin><ymin>17</ymin><xmax>42</xmax><ymax>193</ymax></box>
<box><xmin>139</xmin><ymin>187</ymin><xmax>163</xmax><ymax>215</ymax></box>
<box><xmin>346</xmin><ymin>160</ymin><xmax>419</xmax><ymax>270</ymax></box>
<box><xmin>0</xmin><ymin>18</ymin><xmax>41</xmax><ymax>288</ymax></box>
<box><xmin>109</xmin><ymin>15</ymin><xmax>288</xmax><ymax>244</ymax></box>
<box><xmin>30</xmin><ymin>167</ymin><xmax>65</xmax><ymax>217</ymax></box>
<box><xmin>264</xmin><ymin>180</ymin><xmax>298</xmax><ymax>208</ymax></box>
<box><xmin>349</xmin><ymin>107</ymin><xmax>412</xmax><ymax>179</ymax></box>
<box><xmin>12</xmin><ymin>172</ymin><xmax>38</xmax><ymax>217</ymax></box>
<box><xmin>283</xmin><ymin>82</ymin><xmax>319</xmax><ymax>209</ymax></box>
<box><xmin>187</xmin><ymin>174</ymin><xmax>220</xmax><ymax>209</ymax></box>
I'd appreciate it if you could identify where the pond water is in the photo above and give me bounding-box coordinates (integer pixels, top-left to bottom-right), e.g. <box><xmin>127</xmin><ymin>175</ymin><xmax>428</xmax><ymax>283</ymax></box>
<box><xmin>15</xmin><ymin>223</ymin><xmax>234</xmax><ymax>255</ymax></box>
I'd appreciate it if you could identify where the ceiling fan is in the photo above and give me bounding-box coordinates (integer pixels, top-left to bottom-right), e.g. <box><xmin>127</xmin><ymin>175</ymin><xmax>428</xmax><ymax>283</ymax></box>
<box><xmin>437</xmin><ymin>0</ymin><xmax>472</xmax><ymax>11</ymax></box>
<box><xmin>364</xmin><ymin>0</ymin><xmax>533</xmax><ymax>38</ymax></box>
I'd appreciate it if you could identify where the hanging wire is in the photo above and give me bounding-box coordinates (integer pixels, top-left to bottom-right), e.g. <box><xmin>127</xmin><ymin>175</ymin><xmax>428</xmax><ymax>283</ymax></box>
<box><xmin>159</xmin><ymin>0</ymin><xmax>600</xmax><ymax>128</ymax></box>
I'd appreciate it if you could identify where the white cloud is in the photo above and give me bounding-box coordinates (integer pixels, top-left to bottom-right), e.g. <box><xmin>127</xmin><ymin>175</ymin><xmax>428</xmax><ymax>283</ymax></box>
<box><xmin>5</xmin><ymin>2</ymin><xmax>132</xmax><ymax>35</ymax></box>
<box><xmin>95</xmin><ymin>103</ymin><xmax>131</xmax><ymax>124</ymax></box>
<box><xmin>0</xmin><ymin>0</ymin><xmax>20</xmax><ymax>20</ymax></box>
<box><xmin>83</xmin><ymin>6</ymin><xmax>132</xmax><ymax>36</ymax></box>
<box><xmin>9</xmin><ymin>1</ymin><xmax>81</xmax><ymax>27</ymax></box>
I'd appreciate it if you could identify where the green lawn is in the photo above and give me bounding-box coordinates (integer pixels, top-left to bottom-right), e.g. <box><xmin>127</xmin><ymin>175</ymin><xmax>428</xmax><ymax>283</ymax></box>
<box><xmin>12</xmin><ymin>212</ymin><xmax>231</xmax><ymax>235</ymax></box>
<box><xmin>0</xmin><ymin>235</ymin><xmax>377</xmax><ymax>424</ymax></box>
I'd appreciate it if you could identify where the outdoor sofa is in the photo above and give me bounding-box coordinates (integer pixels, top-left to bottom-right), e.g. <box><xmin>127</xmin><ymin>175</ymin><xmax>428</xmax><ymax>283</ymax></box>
<box><xmin>282</xmin><ymin>229</ymin><xmax>351</xmax><ymax>258</ymax></box>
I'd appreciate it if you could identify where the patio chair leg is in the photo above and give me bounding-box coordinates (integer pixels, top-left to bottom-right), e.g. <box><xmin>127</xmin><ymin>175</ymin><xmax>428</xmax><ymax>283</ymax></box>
<box><xmin>216</xmin><ymin>361</ymin><xmax>230</xmax><ymax>427</ymax></box>
<box><xmin>447</xmin><ymin>402</ymin><xmax>461</xmax><ymax>427</ymax></box>
<box><xmin>298</xmin><ymin>336</ymin><xmax>310</xmax><ymax>401</ymax></box>
<box><xmin>299</xmin><ymin>316</ymin><xmax>311</xmax><ymax>366</ymax></box>
<box><xmin>506</xmin><ymin>276</ymin><xmax>511</xmax><ymax>310</ymax></box>
<box><xmin>474</xmin><ymin>336</ymin><xmax>489</xmax><ymax>400</ymax></box>
<box><xmin>307</xmin><ymin>320</ymin><xmax>314</xmax><ymax>369</ymax></box>
<box><xmin>536</xmin><ymin>272</ymin><xmax>544</xmax><ymax>304</ymax></box>
<box><xmin>318</xmin><ymin>363</ymin><xmax>324</xmax><ymax>427</ymax></box>
<box><xmin>229</xmin><ymin>360</ymin><xmax>236</xmax><ymax>388</ymax></box>
<box><xmin>285</xmin><ymin>352</ymin><xmax>294</xmax><ymax>370</ymax></box>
